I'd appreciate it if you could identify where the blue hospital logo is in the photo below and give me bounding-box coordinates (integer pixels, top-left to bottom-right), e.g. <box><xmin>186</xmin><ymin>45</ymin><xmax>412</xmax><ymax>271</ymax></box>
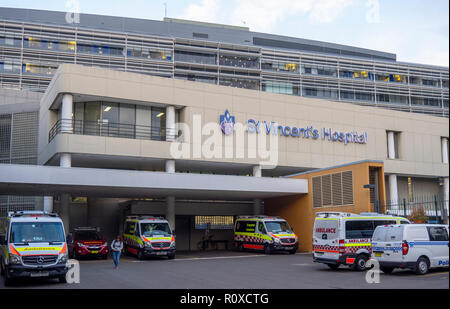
<box><xmin>220</xmin><ymin>109</ymin><xmax>235</xmax><ymax>135</ymax></box>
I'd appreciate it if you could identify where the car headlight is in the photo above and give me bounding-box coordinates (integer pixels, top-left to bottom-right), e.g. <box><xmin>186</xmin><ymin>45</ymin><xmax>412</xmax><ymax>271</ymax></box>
<box><xmin>103</xmin><ymin>242</ymin><xmax>108</xmax><ymax>247</ymax></box>
<box><xmin>170</xmin><ymin>242</ymin><xmax>176</xmax><ymax>248</ymax></box>
<box><xmin>144</xmin><ymin>242</ymin><xmax>152</xmax><ymax>247</ymax></box>
<box><xmin>273</xmin><ymin>238</ymin><xmax>281</xmax><ymax>244</ymax></box>
<box><xmin>10</xmin><ymin>254</ymin><xmax>21</xmax><ymax>265</ymax></box>
<box><xmin>77</xmin><ymin>242</ymin><xmax>85</xmax><ymax>247</ymax></box>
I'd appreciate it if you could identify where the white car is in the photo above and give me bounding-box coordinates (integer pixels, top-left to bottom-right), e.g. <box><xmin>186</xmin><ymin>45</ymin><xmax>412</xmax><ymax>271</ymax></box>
<box><xmin>371</xmin><ymin>224</ymin><xmax>449</xmax><ymax>275</ymax></box>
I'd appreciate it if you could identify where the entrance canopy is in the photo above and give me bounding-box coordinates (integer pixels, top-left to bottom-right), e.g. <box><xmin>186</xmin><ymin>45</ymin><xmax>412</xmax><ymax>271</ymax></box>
<box><xmin>0</xmin><ymin>164</ymin><xmax>307</xmax><ymax>200</ymax></box>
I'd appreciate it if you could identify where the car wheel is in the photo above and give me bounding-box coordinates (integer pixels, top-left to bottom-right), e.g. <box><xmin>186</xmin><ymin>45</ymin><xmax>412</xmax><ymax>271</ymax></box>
<box><xmin>352</xmin><ymin>255</ymin><xmax>368</xmax><ymax>271</ymax></box>
<box><xmin>327</xmin><ymin>263</ymin><xmax>340</xmax><ymax>270</ymax></box>
<box><xmin>238</xmin><ymin>243</ymin><xmax>244</xmax><ymax>252</ymax></box>
<box><xmin>264</xmin><ymin>244</ymin><xmax>272</xmax><ymax>255</ymax></box>
<box><xmin>168</xmin><ymin>254</ymin><xmax>175</xmax><ymax>260</ymax></box>
<box><xmin>3</xmin><ymin>268</ymin><xmax>12</xmax><ymax>286</ymax></box>
<box><xmin>102</xmin><ymin>254</ymin><xmax>108</xmax><ymax>260</ymax></box>
<box><xmin>415</xmin><ymin>257</ymin><xmax>429</xmax><ymax>275</ymax></box>
<box><xmin>380</xmin><ymin>266</ymin><xmax>394</xmax><ymax>274</ymax></box>
<box><xmin>289</xmin><ymin>249</ymin><xmax>297</xmax><ymax>255</ymax></box>
<box><xmin>58</xmin><ymin>275</ymin><xmax>67</xmax><ymax>284</ymax></box>
<box><xmin>137</xmin><ymin>250</ymin><xmax>145</xmax><ymax>260</ymax></box>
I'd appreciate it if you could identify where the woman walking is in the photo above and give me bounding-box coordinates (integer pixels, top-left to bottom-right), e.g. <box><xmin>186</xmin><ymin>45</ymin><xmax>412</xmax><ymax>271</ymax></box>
<box><xmin>111</xmin><ymin>235</ymin><xmax>123</xmax><ymax>269</ymax></box>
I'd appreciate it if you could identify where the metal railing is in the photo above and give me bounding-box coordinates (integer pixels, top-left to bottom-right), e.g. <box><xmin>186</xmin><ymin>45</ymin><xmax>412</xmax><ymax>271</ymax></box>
<box><xmin>385</xmin><ymin>195</ymin><xmax>449</xmax><ymax>224</ymax></box>
<box><xmin>49</xmin><ymin>119</ymin><xmax>178</xmax><ymax>143</ymax></box>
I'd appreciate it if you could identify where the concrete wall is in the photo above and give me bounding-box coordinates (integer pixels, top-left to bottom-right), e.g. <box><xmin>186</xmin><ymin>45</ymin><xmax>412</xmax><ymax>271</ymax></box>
<box><xmin>38</xmin><ymin>64</ymin><xmax>449</xmax><ymax>179</ymax></box>
<box><xmin>265</xmin><ymin>161</ymin><xmax>385</xmax><ymax>252</ymax></box>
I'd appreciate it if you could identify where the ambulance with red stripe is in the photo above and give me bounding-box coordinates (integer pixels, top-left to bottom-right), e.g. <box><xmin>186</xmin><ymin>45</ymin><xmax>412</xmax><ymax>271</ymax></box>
<box><xmin>0</xmin><ymin>211</ymin><xmax>69</xmax><ymax>286</ymax></box>
<box><xmin>123</xmin><ymin>216</ymin><xmax>175</xmax><ymax>260</ymax></box>
<box><xmin>312</xmin><ymin>212</ymin><xmax>410</xmax><ymax>270</ymax></box>
<box><xmin>234</xmin><ymin>216</ymin><xmax>298</xmax><ymax>254</ymax></box>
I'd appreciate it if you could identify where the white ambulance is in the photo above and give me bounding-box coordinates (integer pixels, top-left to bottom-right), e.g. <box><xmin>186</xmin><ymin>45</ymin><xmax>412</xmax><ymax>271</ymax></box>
<box><xmin>371</xmin><ymin>224</ymin><xmax>449</xmax><ymax>275</ymax></box>
<box><xmin>312</xmin><ymin>212</ymin><xmax>410</xmax><ymax>271</ymax></box>
<box><xmin>0</xmin><ymin>211</ymin><xmax>69</xmax><ymax>286</ymax></box>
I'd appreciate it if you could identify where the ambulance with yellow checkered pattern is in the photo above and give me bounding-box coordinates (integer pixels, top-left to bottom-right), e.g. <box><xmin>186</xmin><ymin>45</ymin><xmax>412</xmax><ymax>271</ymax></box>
<box><xmin>312</xmin><ymin>212</ymin><xmax>410</xmax><ymax>271</ymax></box>
<box><xmin>234</xmin><ymin>216</ymin><xmax>298</xmax><ymax>254</ymax></box>
<box><xmin>0</xmin><ymin>211</ymin><xmax>69</xmax><ymax>286</ymax></box>
<box><xmin>122</xmin><ymin>216</ymin><xmax>175</xmax><ymax>260</ymax></box>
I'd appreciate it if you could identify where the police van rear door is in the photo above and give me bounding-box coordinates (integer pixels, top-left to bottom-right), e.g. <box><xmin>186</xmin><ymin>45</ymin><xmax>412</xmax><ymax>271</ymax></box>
<box><xmin>372</xmin><ymin>225</ymin><xmax>404</xmax><ymax>262</ymax></box>
<box><xmin>313</xmin><ymin>217</ymin><xmax>339</xmax><ymax>260</ymax></box>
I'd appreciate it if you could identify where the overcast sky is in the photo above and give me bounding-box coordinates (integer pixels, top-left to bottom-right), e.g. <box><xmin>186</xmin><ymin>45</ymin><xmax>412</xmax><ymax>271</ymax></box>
<box><xmin>1</xmin><ymin>0</ymin><xmax>448</xmax><ymax>66</ymax></box>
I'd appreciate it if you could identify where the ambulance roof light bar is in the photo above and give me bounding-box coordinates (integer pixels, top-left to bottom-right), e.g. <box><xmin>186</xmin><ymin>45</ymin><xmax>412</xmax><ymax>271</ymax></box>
<box><xmin>126</xmin><ymin>215</ymin><xmax>166</xmax><ymax>221</ymax></box>
<box><xmin>8</xmin><ymin>210</ymin><xmax>59</xmax><ymax>218</ymax></box>
<box><xmin>316</xmin><ymin>212</ymin><xmax>357</xmax><ymax>218</ymax></box>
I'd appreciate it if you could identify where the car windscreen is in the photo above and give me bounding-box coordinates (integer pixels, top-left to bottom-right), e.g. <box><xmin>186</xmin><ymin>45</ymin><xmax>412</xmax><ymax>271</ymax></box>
<box><xmin>314</xmin><ymin>219</ymin><xmax>339</xmax><ymax>240</ymax></box>
<box><xmin>10</xmin><ymin>222</ymin><xmax>65</xmax><ymax>243</ymax></box>
<box><xmin>140</xmin><ymin>223</ymin><xmax>171</xmax><ymax>237</ymax></box>
<box><xmin>265</xmin><ymin>221</ymin><xmax>293</xmax><ymax>234</ymax></box>
<box><xmin>74</xmin><ymin>231</ymin><xmax>102</xmax><ymax>241</ymax></box>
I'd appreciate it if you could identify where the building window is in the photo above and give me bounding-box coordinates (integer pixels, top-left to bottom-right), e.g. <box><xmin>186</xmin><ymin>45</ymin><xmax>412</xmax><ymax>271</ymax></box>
<box><xmin>195</xmin><ymin>216</ymin><xmax>234</xmax><ymax>230</ymax></box>
<box><xmin>312</xmin><ymin>171</ymin><xmax>354</xmax><ymax>208</ymax></box>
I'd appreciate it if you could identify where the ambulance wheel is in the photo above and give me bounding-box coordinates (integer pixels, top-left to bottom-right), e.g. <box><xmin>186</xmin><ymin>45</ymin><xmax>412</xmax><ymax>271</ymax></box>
<box><xmin>3</xmin><ymin>268</ymin><xmax>12</xmax><ymax>286</ymax></box>
<box><xmin>137</xmin><ymin>250</ymin><xmax>145</xmax><ymax>260</ymax></box>
<box><xmin>352</xmin><ymin>254</ymin><xmax>368</xmax><ymax>271</ymax></box>
<box><xmin>289</xmin><ymin>249</ymin><xmax>297</xmax><ymax>254</ymax></box>
<box><xmin>238</xmin><ymin>243</ymin><xmax>244</xmax><ymax>252</ymax></box>
<box><xmin>58</xmin><ymin>275</ymin><xmax>67</xmax><ymax>284</ymax></box>
<box><xmin>168</xmin><ymin>254</ymin><xmax>175</xmax><ymax>260</ymax></box>
<box><xmin>414</xmin><ymin>257</ymin><xmax>429</xmax><ymax>275</ymax></box>
<box><xmin>0</xmin><ymin>259</ymin><xmax>4</xmax><ymax>276</ymax></box>
<box><xmin>380</xmin><ymin>266</ymin><xmax>394</xmax><ymax>274</ymax></box>
<box><xmin>264</xmin><ymin>244</ymin><xmax>272</xmax><ymax>255</ymax></box>
<box><xmin>327</xmin><ymin>264</ymin><xmax>340</xmax><ymax>270</ymax></box>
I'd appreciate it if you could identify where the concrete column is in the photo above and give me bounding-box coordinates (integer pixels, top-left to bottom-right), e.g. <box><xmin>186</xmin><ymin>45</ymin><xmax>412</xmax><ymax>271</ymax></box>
<box><xmin>165</xmin><ymin>159</ymin><xmax>175</xmax><ymax>173</ymax></box>
<box><xmin>166</xmin><ymin>105</ymin><xmax>175</xmax><ymax>141</ymax></box>
<box><xmin>60</xmin><ymin>193</ymin><xmax>70</xmax><ymax>234</ymax></box>
<box><xmin>252</xmin><ymin>166</ymin><xmax>262</xmax><ymax>214</ymax></box>
<box><xmin>389</xmin><ymin>174</ymin><xmax>398</xmax><ymax>209</ymax></box>
<box><xmin>444</xmin><ymin>178</ymin><xmax>449</xmax><ymax>222</ymax></box>
<box><xmin>61</xmin><ymin>93</ymin><xmax>73</xmax><ymax>133</ymax></box>
<box><xmin>43</xmin><ymin>196</ymin><xmax>53</xmax><ymax>213</ymax></box>
<box><xmin>166</xmin><ymin>196</ymin><xmax>175</xmax><ymax>233</ymax></box>
<box><xmin>387</xmin><ymin>131</ymin><xmax>396</xmax><ymax>159</ymax></box>
<box><xmin>442</xmin><ymin>137</ymin><xmax>449</xmax><ymax>164</ymax></box>
<box><xmin>60</xmin><ymin>153</ymin><xmax>72</xmax><ymax>168</ymax></box>
<box><xmin>253</xmin><ymin>165</ymin><xmax>262</xmax><ymax>178</ymax></box>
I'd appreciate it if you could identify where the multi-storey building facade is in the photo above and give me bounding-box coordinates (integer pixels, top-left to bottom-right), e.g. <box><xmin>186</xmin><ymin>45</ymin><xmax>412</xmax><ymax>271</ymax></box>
<box><xmin>0</xmin><ymin>7</ymin><xmax>448</xmax><ymax>249</ymax></box>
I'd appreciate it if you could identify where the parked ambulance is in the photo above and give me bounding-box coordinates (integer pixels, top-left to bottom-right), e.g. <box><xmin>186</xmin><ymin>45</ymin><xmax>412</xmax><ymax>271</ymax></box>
<box><xmin>234</xmin><ymin>216</ymin><xmax>298</xmax><ymax>254</ymax></box>
<box><xmin>312</xmin><ymin>212</ymin><xmax>410</xmax><ymax>270</ymax></box>
<box><xmin>122</xmin><ymin>216</ymin><xmax>175</xmax><ymax>260</ymax></box>
<box><xmin>0</xmin><ymin>211</ymin><xmax>69</xmax><ymax>286</ymax></box>
<box><xmin>371</xmin><ymin>224</ymin><xmax>449</xmax><ymax>275</ymax></box>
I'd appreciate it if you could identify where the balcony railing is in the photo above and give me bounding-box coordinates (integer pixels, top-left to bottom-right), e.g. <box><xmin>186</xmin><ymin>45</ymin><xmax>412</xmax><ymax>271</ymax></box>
<box><xmin>49</xmin><ymin>119</ymin><xmax>177</xmax><ymax>143</ymax></box>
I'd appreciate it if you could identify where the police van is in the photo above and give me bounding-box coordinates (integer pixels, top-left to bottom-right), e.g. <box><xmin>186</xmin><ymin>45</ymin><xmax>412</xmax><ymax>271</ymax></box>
<box><xmin>234</xmin><ymin>216</ymin><xmax>298</xmax><ymax>254</ymax></box>
<box><xmin>0</xmin><ymin>211</ymin><xmax>69</xmax><ymax>286</ymax></box>
<box><xmin>312</xmin><ymin>212</ymin><xmax>410</xmax><ymax>271</ymax></box>
<box><xmin>122</xmin><ymin>216</ymin><xmax>175</xmax><ymax>260</ymax></box>
<box><xmin>371</xmin><ymin>224</ymin><xmax>449</xmax><ymax>275</ymax></box>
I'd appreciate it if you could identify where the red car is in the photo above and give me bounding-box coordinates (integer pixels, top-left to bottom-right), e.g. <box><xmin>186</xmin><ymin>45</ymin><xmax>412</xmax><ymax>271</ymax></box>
<box><xmin>67</xmin><ymin>227</ymin><xmax>109</xmax><ymax>259</ymax></box>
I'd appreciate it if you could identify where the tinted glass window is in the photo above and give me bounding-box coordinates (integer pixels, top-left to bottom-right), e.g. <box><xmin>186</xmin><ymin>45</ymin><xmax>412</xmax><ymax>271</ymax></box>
<box><xmin>75</xmin><ymin>231</ymin><xmax>102</xmax><ymax>241</ymax></box>
<box><xmin>235</xmin><ymin>221</ymin><xmax>256</xmax><ymax>233</ymax></box>
<box><xmin>345</xmin><ymin>220</ymin><xmax>374</xmax><ymax>239</ymax></box>
<box><xmin>427</xmin><ymin>227</ymin><xmax>449</xmax><ymax>241</ymax></box>
<box><xmin>373</xmin><ymin>220</ymin><xmax>397</xmax><ymax>228</ymax></box>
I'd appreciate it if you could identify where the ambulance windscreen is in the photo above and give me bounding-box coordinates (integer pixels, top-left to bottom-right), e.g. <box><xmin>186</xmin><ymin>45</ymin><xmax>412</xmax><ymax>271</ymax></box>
<box><xmin>265</xmin><ymin>221</ymin><xmax>293</xmax><ymax>234</ymax></box>
<box><xmin>10</xmin><ymin>222</ymin><xmax>65</xmax><ymax>243</ymax></box>
<box><xmin>314</xmin><ymin>219</ymin><xmax>338</xmax><ymax>240</ymax></box>
<box><xmin>140</xmin><ymin>223</ymin><xmax>171</xmax><ymax>237</ymax></box>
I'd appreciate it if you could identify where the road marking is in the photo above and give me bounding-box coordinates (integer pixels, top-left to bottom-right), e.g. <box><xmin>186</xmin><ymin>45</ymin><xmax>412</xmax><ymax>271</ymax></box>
<box><xmin>173</xmin><ymin>255</ymin><xmax>265</xmax><ymax>261</ymax></box>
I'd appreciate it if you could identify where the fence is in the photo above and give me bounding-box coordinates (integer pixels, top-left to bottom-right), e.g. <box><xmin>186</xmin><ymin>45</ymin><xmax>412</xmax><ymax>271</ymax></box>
<box><xmin>385</xmin><ymin>195</ymin><xmax>448</xmax><ymax>224</ymax></box>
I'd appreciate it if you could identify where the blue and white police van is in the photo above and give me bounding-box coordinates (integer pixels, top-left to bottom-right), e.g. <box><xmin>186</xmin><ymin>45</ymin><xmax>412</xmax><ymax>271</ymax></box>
<box><xmin>371</xmin><ymin>224</ymin><xmax>449</xmax><ymax>275</ymax></box>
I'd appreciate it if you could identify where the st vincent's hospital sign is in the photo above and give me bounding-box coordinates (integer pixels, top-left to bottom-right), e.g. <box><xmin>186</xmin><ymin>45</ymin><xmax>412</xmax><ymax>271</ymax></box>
<box><xmin>246</xmin><ymin>119</ymin><xmax>368</xmax><ymax>145</ymax></box>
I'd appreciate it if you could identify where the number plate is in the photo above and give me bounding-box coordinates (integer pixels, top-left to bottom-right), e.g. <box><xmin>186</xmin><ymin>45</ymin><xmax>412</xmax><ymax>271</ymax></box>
<box><xmin>374</xmin><ymin>252</ymin><xmax>382</xmax><ymax>257</ymax></box>
<box><xmin>90</xmin><ymin>250</ymin><xmax>98</xmax><ymax>254</ymax></box>
<box><xmin>156</xmin><ymin>251</ymin><xmax>167</xmax><ymax>255</ymax></box>
<box><xmin>30</xmin><ymin>272</ymin><xmax>49</xmax><ymax>277</ymax></box>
